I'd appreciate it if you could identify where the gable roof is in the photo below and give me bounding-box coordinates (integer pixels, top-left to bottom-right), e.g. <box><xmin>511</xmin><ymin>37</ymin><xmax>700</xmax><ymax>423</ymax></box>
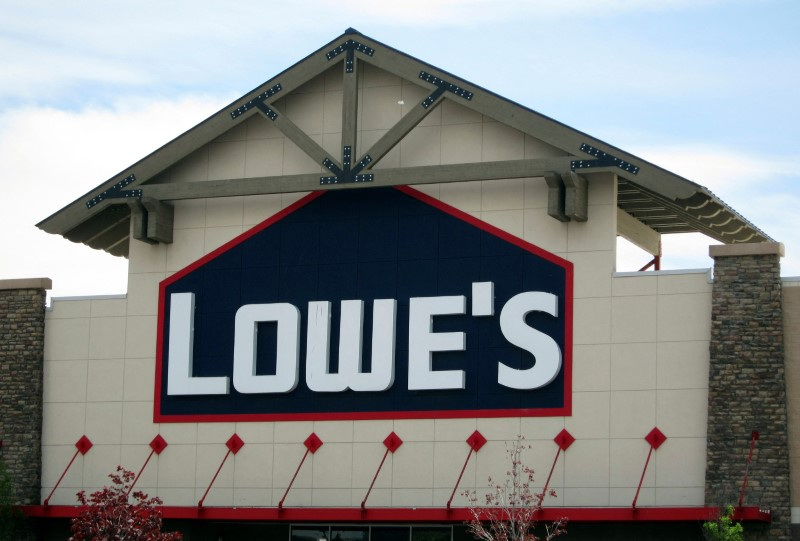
<box><xmin>37</xmin><ymin>29</ymin><xmax>771</xmax><ymax>257</ymax></box>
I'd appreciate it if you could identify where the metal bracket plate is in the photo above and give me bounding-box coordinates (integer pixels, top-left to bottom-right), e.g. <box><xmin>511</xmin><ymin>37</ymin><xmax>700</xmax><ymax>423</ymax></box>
<box><xmin>571</xmin><ymin>143</ymin><xmax>640</xmax><ymax>175</ymax></box>
<box><xmin>255</xmin><ymin>102</ymin><xmax>278</xmax><ymax>121</ymax></box>
<box><xmin>230</xmin><ymin>84</ymin><xmax>283</xmax><ymax>119</ymax></box>
<box><xmin>419</xmin><ymin>71</ymin><xmax>473</xmax><ymax>108</ymax></box>
<box><xmin>320</xmin><ymin>146</ymin><xmax>374</xmax><ymax>185</ymax></box>
<box><xmin>86</xmin><ymin>174</ymin><xmax>141</xmax><ymax>208</ymax></box>
<box><xmin>326</xmin><ymin>39</ymin><xmax>376</xmax><ymax>62</ymax></box>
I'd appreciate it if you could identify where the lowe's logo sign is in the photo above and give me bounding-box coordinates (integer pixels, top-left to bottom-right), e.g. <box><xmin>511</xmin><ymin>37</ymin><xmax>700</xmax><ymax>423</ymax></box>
<box><xmin>155</xmin><ymin>187</ymin><xmax>572</xmax><ymax>422</ymax></box>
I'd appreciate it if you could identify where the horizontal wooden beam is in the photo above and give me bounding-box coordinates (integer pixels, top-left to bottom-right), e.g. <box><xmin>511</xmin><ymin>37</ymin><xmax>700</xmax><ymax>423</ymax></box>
<box><xmin>138</xmin><ymin>158</ymin><xmax>574</xmax><ymax>201</ymax></box>
<box><xmin>140</xmin><ymin>174</ymin><xmax>321</xmax><ymax>200</ymax></box>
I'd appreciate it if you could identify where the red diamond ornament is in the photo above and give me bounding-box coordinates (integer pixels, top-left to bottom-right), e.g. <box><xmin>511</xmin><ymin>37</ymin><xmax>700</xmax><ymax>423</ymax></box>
<box><xmin>554</xmin><ymin>429</ymin><xmax>575</xmax><ymax>451</ymax></box>
<box><xmin>644</xmin><ymin>427</ymin><xmax>667</xmax><ymax>450</ymax></box>
<box><xmin>226</xmin><ymin>433</ymin><xmax>245</xmax><ymax>454</ymax></box>
<box><xmin>304</xmin><ymin>432</ymin><xmax>324</xmax><ymax>454</ymax></box>
<box><xmin>383</xmin><ymin>432</ymin><xmax>403</xmax><ymax>453</ymax></box>
<box><xmin>149</xmin><ymin>434</ymin><xmax>168</xmax><ymax>455</ymax></box>
<box><xmin>75</xmin><ymin>435</ymin><xmax>93</xmax><ymax>455</ymax></box>
<box><xmin>466</xmin><ymin>430</ymin><xmax>487</xmax><ymax>452</ymax></box>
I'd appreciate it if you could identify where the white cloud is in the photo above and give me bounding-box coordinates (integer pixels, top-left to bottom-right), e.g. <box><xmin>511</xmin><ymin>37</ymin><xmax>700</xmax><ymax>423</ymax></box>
<box><xmin>626</xmin><ymin>143</ymin><xmax>798</xmax><ymax>193</ymax></box>
<box><xmin>0</xmin><ymin>94</ymin><xmax>232</xmax><ymax>298</ymax></box>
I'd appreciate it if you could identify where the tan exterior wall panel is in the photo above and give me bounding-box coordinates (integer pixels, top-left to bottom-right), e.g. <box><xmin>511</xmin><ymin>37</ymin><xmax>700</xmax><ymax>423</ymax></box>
<box><xmin>784</xmin><ymin>282</ymin><xmax>800</xmax><ymax>508</ymax></box>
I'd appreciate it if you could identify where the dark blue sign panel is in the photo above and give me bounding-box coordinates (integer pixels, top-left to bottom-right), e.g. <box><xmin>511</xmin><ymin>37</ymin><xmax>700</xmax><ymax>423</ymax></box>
<box><xmin>154</xmin><ymin>186</ymin><xmax>572</xmax><ymax>422</ymax></box>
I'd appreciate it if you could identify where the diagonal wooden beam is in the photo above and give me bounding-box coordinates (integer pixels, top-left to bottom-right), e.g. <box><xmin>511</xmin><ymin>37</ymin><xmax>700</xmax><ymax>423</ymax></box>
<box><xmin>617</xmin><ymin>208</ymin><xmax>661</xmax><ymax>256</ymax></box>
<box><xmin>140</xmin><ymin>173</ymin><xmax>321</xmax><ymax>200</ymax></box>
<box><xmin>358</xmin><ymin>93</ymin><xmax>444</xmax><ymax>168</ymax></box>
<box><xmin>84</xmin><ymin>219</ymin><xmax>130</xmax><ymax>251</ymax></box>
<box><xmin>255</xmin><ymin>103</ymin><xmax>340</xmax><ymax>171</ymax></box>
<box><xmin>138</xmin><ymin>157</ymin><xmax>573</xmax><ymax>200</ymax></box>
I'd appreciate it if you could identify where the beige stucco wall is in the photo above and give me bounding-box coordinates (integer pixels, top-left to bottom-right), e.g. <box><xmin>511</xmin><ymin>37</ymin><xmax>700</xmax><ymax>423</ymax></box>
<box><xmin>784</xmin><ymin>281</ymin><xmax>800</xmax><ymax>518</ymax></box>
<box><xmin>40</xmin><ymin>64</ymin><xmax>712</xmax><ymax>510</ymax></box>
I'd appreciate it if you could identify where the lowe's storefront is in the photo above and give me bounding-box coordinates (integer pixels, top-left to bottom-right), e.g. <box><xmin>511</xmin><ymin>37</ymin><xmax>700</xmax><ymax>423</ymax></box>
<box><xmin>3</xmin><ymin>30</ymin><xmax>799</xmax><ymax>541</ymax></box>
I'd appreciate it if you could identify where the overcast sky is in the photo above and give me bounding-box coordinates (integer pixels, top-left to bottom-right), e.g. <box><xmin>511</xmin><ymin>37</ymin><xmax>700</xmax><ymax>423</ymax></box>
<box><xmin>1</xmin><ymin>0</ymin><xmax>798</xmax><ymax>299</ymax></box>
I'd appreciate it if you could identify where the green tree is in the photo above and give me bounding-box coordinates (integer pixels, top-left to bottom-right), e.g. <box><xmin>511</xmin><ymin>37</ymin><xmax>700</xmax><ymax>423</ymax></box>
<box><xmin>703</xmin><ymin>505</ymin><xmax>744</xmax><ymax>541</ymax></box>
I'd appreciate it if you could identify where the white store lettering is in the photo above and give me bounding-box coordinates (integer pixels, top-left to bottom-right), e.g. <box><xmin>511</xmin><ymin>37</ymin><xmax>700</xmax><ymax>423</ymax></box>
<box><xmin>166</xmin><ymin>282</ymin><xmax>562</xmax><ymax>396</ymax></box>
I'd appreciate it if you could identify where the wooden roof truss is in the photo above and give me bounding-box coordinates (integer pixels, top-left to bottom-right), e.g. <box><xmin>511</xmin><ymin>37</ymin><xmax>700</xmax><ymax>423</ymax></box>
<box><xmin>37</xmin><ymin>29</ymin><xmax>771</xmax><ymax>258</ymax></box>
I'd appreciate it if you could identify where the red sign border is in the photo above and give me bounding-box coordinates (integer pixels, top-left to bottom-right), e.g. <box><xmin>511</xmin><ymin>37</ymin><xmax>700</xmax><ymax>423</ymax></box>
<box><xmin>153</xmin><ymin>185</ymin><xmax>573</xmax><ymax>423</ymax></box>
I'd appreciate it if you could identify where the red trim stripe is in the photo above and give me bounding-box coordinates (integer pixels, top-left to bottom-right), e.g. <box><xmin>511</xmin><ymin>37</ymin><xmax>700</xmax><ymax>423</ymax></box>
<box><xmin>21</xmin><ymin>505</ymin><xmax>771</xmax><ymax>523</ymax></box>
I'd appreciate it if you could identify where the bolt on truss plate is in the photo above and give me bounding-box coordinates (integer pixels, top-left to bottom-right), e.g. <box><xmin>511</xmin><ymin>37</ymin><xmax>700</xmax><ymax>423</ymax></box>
<box><xmin>255</xmin><ymin>102</ymin><xmax>278</xmax><ymax>121</ymax></box>
<box><xmin>320</xmin><ymin>148</ymin><xmax>374</xmax><ymax>185</ymax></box>
<box><xmin>230</xmin><ymin>84</ymin><xmax>283</xmax><ymax>119</ymax></box>
<box><xmin>419</xmin><ymin>71</ymin><xmax>473</xmax><ymax>108</ymax></box>
<box><xmin>86</xmin><ymin>174</ymin><xmax>141</xmax><ymax>208</ymax></box>
<box><xmin>326</xmin><ymin>39</ymin><xmax>375</xmax><ymax>61</ymax></box>
<box><xmin>571</xmin><ymin>143</ymin><xmax>640</xmax><ymax>175</ymax></box>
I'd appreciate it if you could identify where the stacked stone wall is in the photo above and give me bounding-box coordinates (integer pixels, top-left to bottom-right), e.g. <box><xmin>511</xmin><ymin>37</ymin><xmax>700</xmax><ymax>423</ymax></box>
<box><xmin>706</xmin><ymin>244</ymin><xmax>790</xmax><ymax>540</ymax></box>
<box><xmin>0</xmin><ymin>279</ymin><xmax>49</xmax><ymax>505</ymax></box>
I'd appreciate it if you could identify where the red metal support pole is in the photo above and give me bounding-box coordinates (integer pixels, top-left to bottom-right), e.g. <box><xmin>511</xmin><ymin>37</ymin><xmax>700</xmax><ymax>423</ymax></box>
<box><xmin>44</xmin><ymin>436</ymin><xmax>92</xmax><ymax>506</ymax></box>
<box><xmin>361</xmin><ymin>432</ymin><xmax>403</xmax><ymax>510</ymax></box>
<box><xmin>633</xmin><ymin>428</ymin><xmax>667</xmax><ymax>510</ymax></box>
<box><xmin>539</xmin><ymin>448</ymin><xmax>562</xmax><ymax>508</ymax></box>
<box><xmin>128</xmin><ymin>435</ymin><xmax>168</xmax><ymax>497</ymax></box>
<box><xmin>539</xmin><ymin>429</ymin><xmax>575</xmax><ymax>508</ymax></box>
<box><xmin>44</xmin><ymin>450</ymin><xmax>81</xmax><ymax>507</ymax></box>
<box><xmin>198</xmin><ymin>434</ymin><xmax>244</xmax><ymax>508</ymax></box>
<box><xmin>198</xmin><ymin>450</ymin><xmax>231</xmax><ymax>508</ymax></box>
<box><xmin>738</xmin><ymin>431</ymin><xmax>760</xmax><ymax>508</ymax></box>
<box><xmin>632</xmin><ymin>447</ymin><xmax>654</xmax><ymax>510</ymax></box>
<box><xmin>362</xmin><ymin>448</ymin><xmax>391</xmax><ymax>510</ymax></box>
<box><xmin>279</xmin><ymin>449</ymin><xmax>310</xmax><ymax>510</ymax></box>
<box><xmin>279</xmin><ymin>433</ymin><xmax>323</xmax><ymax>510</ymax></box>
<box><xmin>447</xmin><ymin>450</ymin><xmax>473</xmax><ymax>510</ymax></box>
<box><xmin>129</xmin><ymin>448</ymin><xmax>156</xmax><ymax>497</ymax></box>
<box><xmin>447</xmin><ymin>431</ymin><xmax>486</xmax><ymax>509</ymax></box>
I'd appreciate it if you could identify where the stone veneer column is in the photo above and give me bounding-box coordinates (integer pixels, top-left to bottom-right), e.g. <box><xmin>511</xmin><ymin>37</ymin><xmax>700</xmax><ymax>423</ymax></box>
<box><xmin>706</xmin><ymin>243</ymin><xmax>790</xmax><ymax>540</ymax></box>
<box><xmin>0</xmin><ymin>278</ymin><xmax>50</xmax><ymax>505</ymax></box>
